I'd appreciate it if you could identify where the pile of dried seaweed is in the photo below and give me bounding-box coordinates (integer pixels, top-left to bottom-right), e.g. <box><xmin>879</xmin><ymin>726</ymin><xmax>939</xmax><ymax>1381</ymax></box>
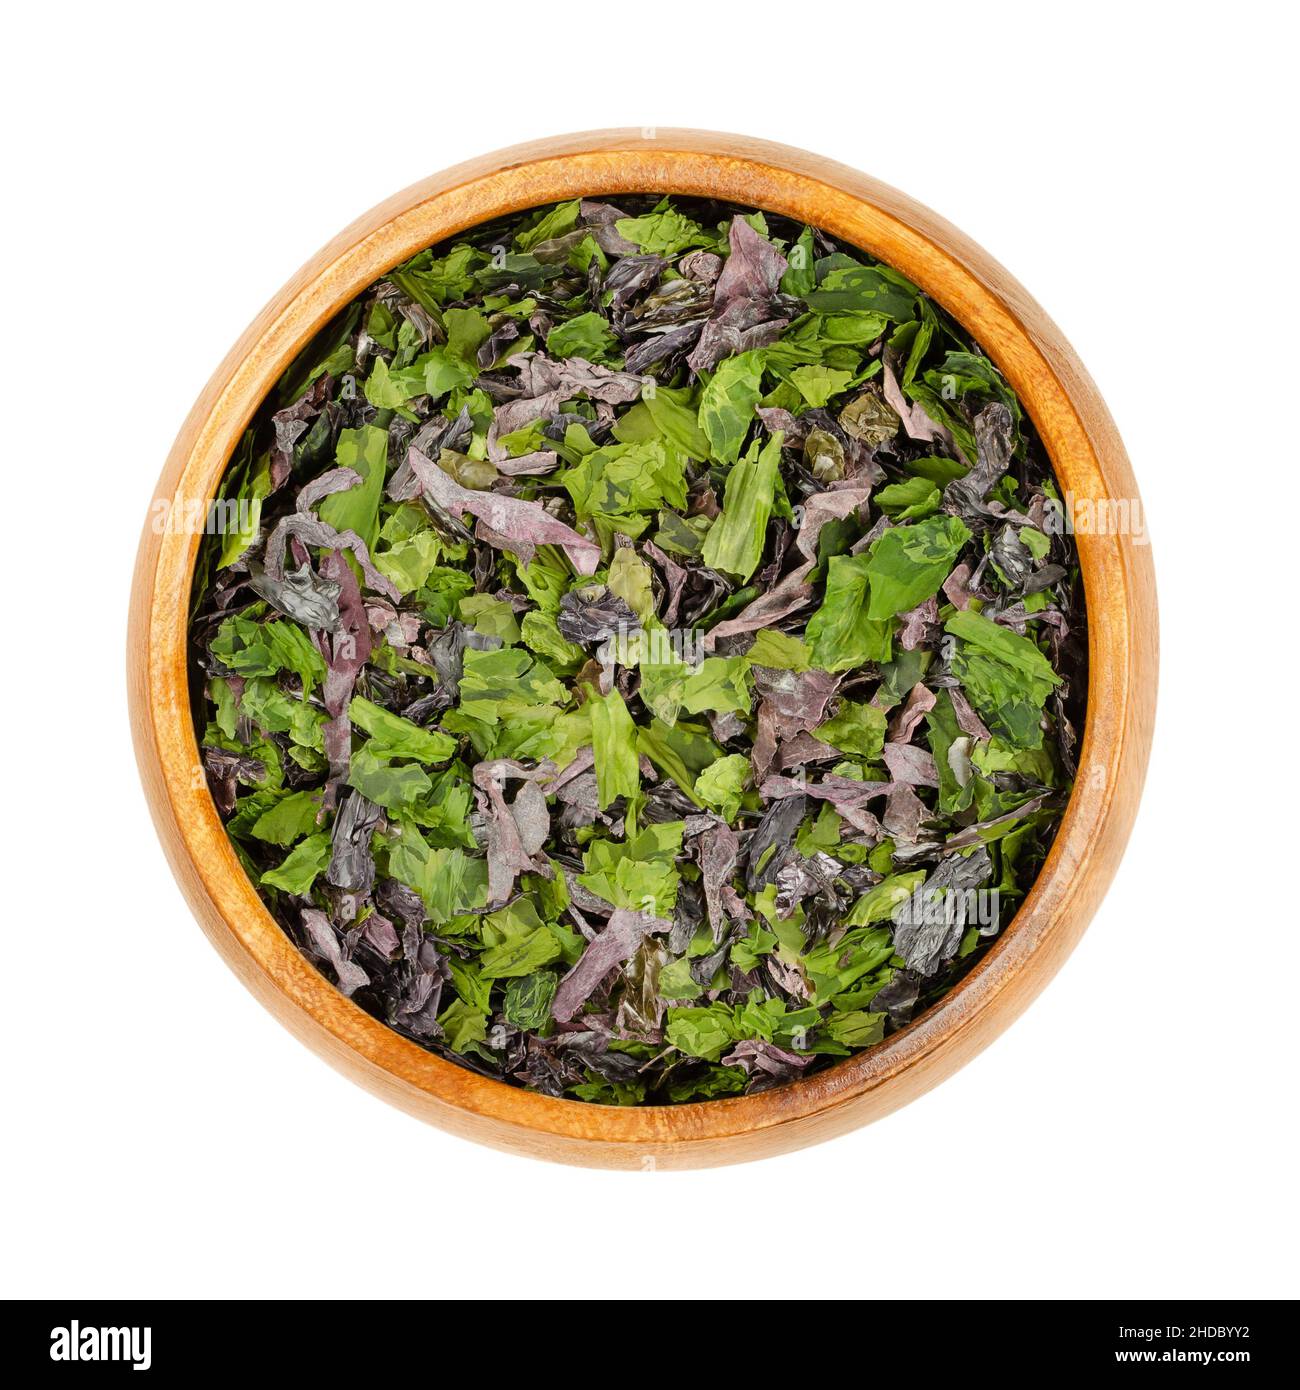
<box><xmin>190</xmin><ymin>195</ymin><xmax>1086</xmax><ymax>1105</ymax></box>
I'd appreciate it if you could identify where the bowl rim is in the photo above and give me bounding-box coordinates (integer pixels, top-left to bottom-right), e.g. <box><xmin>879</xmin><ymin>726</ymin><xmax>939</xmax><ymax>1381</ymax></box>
<box><xmin>128</xmin><ymin>129</ymin><xmax>1157</xmax><ymax>1168</ymax></box>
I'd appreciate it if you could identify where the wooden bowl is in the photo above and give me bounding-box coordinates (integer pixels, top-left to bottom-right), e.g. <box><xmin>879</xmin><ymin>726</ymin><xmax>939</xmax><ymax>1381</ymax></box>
<box><xmin>128</xmin><ymin>130</ymin><xmax>1157</xmax><ymax>1168</ymax></box>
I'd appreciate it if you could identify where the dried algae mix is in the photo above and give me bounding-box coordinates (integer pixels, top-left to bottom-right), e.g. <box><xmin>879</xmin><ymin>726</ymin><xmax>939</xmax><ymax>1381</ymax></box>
<box><xmin>190</xmin><ymin>195</ymin><xmax>1086</xmax><ymax>1104</ymax></box>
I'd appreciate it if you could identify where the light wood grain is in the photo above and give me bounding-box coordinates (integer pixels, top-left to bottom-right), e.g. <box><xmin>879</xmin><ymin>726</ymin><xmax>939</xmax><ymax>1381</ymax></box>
<box><xmin>128</xmin><ymin>130</ymin><xmax>1158</xmax><ymax>1168</ymax></box>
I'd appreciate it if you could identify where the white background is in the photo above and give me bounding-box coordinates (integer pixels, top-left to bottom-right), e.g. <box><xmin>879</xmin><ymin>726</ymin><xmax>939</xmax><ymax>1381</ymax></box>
<box><xmin>4</xmin><ymin>1</ymin><xmax>1295</xmax><ymax>1301</ymax></box>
